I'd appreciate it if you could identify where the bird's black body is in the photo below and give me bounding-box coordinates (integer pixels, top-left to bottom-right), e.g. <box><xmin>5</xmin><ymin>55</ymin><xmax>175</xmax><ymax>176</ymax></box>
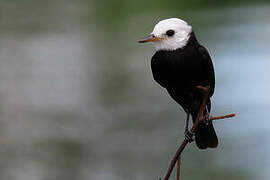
<box><xmin>151</xmin><ymin>32</ymin><xmax>218</xmax><ymax>149</ymax></box>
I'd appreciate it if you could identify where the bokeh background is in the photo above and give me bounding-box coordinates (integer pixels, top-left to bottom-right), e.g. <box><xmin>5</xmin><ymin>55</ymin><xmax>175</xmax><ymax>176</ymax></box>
<box><xmin>0</xmin><ymin>0</ymin><xmax>270</xmax><ymax>179</ymax></box>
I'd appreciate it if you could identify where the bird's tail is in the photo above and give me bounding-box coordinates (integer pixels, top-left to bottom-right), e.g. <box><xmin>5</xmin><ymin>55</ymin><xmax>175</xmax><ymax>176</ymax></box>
<box><xmin>193</xmin><ymin>113</ymin><xmax>218</xmax><ymax>149</ymax></box>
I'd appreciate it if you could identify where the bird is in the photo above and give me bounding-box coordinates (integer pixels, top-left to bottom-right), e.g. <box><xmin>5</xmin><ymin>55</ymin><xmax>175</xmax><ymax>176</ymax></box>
<box><xmin>139</xmin><ymin>18</ymin><xmax>218</xmax><ymax>149</ymax></box>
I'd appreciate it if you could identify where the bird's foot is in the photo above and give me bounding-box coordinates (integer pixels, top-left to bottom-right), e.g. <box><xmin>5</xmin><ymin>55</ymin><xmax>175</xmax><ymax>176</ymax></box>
<box><xmin>184</xmin><ymin>130</ymin><xmax>194</xmax><ymax>143</ymax></box>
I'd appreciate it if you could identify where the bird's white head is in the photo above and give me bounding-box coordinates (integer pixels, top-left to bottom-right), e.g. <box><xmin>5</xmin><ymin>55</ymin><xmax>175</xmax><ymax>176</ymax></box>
<box><xmin>139</xmin><ymin>18</ymin><xmax>192</xmax><ymax>51</ymax></box>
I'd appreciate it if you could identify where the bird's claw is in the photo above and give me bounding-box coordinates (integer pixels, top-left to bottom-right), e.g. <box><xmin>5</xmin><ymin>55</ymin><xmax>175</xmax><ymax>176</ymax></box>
<box><xmin>184</xmin><ymin>131</ymin><xmax>194</xmax><ymax>143</ymax></box>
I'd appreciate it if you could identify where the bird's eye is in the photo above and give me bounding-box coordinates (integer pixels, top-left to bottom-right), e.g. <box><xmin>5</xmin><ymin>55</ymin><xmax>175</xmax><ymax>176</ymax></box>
<box><xmin>166</xmin><ymin>30</ymin><xmax>175</xmax><ymax>37</ymax></box>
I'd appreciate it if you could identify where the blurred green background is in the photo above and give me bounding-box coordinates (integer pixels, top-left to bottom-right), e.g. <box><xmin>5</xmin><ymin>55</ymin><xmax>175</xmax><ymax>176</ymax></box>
<box><xmin>0</xmin><ymin>0</ymin><xmax>270</xmax><ymax>179</ymax></box>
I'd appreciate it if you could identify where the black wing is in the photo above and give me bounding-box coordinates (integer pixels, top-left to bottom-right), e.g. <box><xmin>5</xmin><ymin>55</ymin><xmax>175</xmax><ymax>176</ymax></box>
<box><xmin>198</xmin><ymin>45</ymin><xmax>215</xmax><ymax>97</ymax></box>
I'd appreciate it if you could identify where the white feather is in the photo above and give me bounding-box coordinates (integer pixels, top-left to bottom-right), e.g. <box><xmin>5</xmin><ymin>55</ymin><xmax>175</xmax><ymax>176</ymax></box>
<box><xmin>151</xmin><ymin>18</ymin><xmax>192</xmax><ymax>51</ymax></box>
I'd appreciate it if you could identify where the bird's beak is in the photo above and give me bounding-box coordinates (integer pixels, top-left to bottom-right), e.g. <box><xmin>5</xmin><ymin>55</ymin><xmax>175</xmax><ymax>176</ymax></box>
<box><xmin>138</xmin><ymin>34</ymin><xmax>164</xmax><ymax>43</ymax></box>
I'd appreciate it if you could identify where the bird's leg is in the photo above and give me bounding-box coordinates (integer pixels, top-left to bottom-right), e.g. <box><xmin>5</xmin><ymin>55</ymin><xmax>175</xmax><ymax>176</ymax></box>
<box><xmin>204</xmin><ymin>106</ymin><xmax>210</xmax><ymax>125</ymax></box>
<box><xmin>184</xmin><ymin>113</ymin><xmax>194</xmax><ymax>142</ymax></box>
<box><xmin>184</xmin><ymin>113</ymin><xmax>190</xmax><ymax>133</ymax></box>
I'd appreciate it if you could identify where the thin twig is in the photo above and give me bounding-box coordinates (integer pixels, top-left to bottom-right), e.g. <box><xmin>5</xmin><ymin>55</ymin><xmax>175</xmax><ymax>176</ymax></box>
<box><xmin>162</xmin><ymin>86</ymin><xmax>210</xmax><ymax>180</ymax></box>
<box><xmin>210</xmin><ymin>113</ymin><xmax>235</xmax><ymax>121</ymax></box>
<box><xmin>176</xmin><ymin>156</ymin><xmax>181</xmax><ymax>180</ymax></box>
<box><xmin>159</xmin><ymin>86</ymin><xmax>235</xmax><ymax>180</ymax></box>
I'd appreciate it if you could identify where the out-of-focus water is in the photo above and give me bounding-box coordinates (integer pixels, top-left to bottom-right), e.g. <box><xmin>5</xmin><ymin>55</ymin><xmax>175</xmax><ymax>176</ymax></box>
<box><xmin>0</xmin><ymin>1</ymin><xmax>269</xmax><ymax>180</ymax></box>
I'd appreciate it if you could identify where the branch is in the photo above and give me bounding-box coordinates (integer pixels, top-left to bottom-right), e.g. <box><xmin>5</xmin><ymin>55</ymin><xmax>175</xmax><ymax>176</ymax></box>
<box><xmin>176</xmin><ymin>156</ymin><xmax>181</xmax><ymax>180</ymax></box>
<box><xmin>159</xmin><ymin>86</ymin><xmax>235</xmax><ymax>180</ymax></box>
<box><xmin>160</xmin><ymin>86</ymin><xmax>209</xmax><ymax>180</ymax></box>
<box><xmin>210</xmin><ymin>113</ymin><xmax>235</xmax><ymax>121</ymax></box>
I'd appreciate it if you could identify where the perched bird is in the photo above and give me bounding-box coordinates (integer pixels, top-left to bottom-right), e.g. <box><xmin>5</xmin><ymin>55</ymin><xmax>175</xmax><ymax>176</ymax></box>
<box><xmin>139</xmin><ymin>18</ymin><xmax>218</xmax><ymax>149</ymax></box>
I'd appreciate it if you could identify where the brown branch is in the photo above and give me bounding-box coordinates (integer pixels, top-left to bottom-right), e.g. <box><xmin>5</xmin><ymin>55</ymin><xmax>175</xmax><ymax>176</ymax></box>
<box><xmin>210</xmin><ymin>113</ymin><xmax>235</xmax><ymax>121</ymax></box>
<box><xmin>176</xmin><ymin>156</ymin><xmax>181</xmax><ymax>180</ymax></box>
<box><xmin>161</xmin><ymin>86</ymin><xmax>210</xmax><ymax>180</ymax></box>
<box><xmin>160</xmin><ymin>86</ymin><xmax>235</xmax><ymax>180</ymax></box>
